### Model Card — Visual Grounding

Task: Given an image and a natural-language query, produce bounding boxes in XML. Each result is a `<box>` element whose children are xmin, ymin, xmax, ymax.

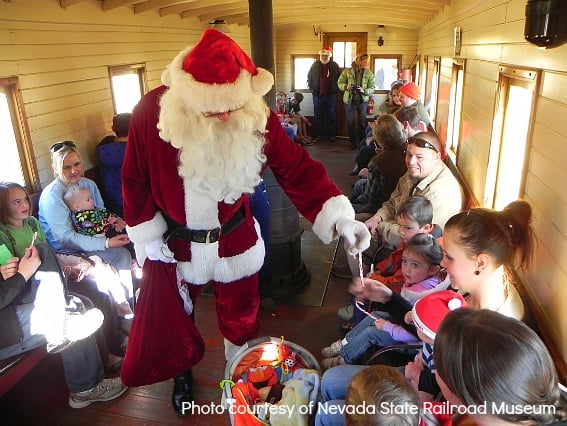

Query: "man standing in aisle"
<box><xmin>307</xmin><ymin>46</ymin><xmax>340</xmax><ymax>141</ymax></box>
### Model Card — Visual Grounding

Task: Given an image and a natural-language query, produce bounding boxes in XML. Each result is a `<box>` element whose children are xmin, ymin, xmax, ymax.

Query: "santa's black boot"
<box><xmin>171</xmin><ymin>369</ymin><xmax>194</xmax><ymax>415</ymax></box>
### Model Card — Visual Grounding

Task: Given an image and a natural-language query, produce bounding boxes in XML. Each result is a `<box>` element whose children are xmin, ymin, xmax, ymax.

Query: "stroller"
<box><xmin>221</xmin><ymin>336</ymin><xmax>321</xmax><ymax>426</ymax></box>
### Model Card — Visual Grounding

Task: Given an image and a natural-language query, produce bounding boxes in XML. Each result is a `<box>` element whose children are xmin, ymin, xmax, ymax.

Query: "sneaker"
<box><xmin>68</xmin><ymin>377</ymin><xmax>128</xmax><ymax>409</ymax></box>
<box><xmin>321</xmin><ymin>356</ymin><xmax>345</xmax><ymax>370</ymax></box>
<box><xmin>321</xmin><ymin>340</ymin><xmax>344</xmax><ymax>358</ymax></box>
<box><xmin>337</xmin><ymin>304</ymin><xmax>354</xmax><ymax>322</ymax></box>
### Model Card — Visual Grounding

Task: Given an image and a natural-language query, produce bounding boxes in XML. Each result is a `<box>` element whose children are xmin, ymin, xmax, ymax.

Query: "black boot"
<box><xmin>172</xmin><ymin>369</ymin><xmax>194</xmax><ymax>416</ymax></box>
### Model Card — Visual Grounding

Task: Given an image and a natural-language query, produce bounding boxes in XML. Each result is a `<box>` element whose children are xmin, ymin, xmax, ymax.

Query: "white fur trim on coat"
<box><xmin>177</xmin><ymin>219</ymin><xmax>265</xmax><ymax>284</ymax></box>
<box><xmin>126</xmin><ymin>212</ymin><xmax>167</xmax><ymax>244</ymax></box>
<box><xmin>312</xmin><ymin>195</ymin><xmax>355</xmax><ymax>244</ymax></box>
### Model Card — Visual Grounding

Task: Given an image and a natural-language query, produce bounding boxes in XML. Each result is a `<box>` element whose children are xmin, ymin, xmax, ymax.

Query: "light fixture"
<box><xmin>376</xmin><ymin>25</ymin><xmax>387</xmax><ymax>47</ymax></box>
<box><xmin>209</xmin><ymin>19</ymin><xmax>231</xmax><ymax>33</ymax></box>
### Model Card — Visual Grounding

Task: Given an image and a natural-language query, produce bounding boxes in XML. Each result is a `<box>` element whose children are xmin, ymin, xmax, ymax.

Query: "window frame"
<box><xmin>369</xmin><ymin>54</ymin><xmax>402</xmax><ymax>93</ymax></box>
<box><xmin>483</xmin><ymin>65</ymin><xmax>539</xmax><ymax>209</ymax></box>
<box><xmin>446</xmin><ymin>59</ymin><xmax>465</xmax><ymax>160</ymax></box>
<box><xmin>290</xmin><ymin>54</ymin><xmax>317</xmax><ymax>92</ymax></box>
<box><xmin>108</xmin><ymin>63</ymin><xmax>148</xmax><ymax>114</ymax></box>
<box><xmin>0</xmin><ymin>77</ymin><xmax>40</xmax><ymax>193</ymax></box>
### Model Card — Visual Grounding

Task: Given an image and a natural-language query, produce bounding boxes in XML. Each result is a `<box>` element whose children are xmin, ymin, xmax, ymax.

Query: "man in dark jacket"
<box><xmin>307</xmin><ymin>46</ymin><xmax>340</xmax><ymax>141</ymax></box>
<box><xmin>96</xmin><ymin>113</ymin><xmax>131</xmax><ymax>217</ymax></box>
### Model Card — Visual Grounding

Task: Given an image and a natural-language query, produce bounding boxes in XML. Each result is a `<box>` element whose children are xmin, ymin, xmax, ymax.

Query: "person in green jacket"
<box><xmin>338</xmin><ymin>54</ymin><xmax>376</xmax><ymax>149</ymax></box>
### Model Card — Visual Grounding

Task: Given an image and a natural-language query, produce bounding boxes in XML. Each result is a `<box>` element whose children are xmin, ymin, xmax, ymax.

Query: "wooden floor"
<box><xmin>0</xmin><ymin>138</ymin><xmax>358</xmax><ymax>426</ymax></box>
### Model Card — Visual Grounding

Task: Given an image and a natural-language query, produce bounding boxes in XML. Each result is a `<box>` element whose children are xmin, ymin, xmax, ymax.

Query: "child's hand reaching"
<box><xmin>404</xmin><ymin>311</ymin><xmax>413</xmax><ymax>325</ymax></box>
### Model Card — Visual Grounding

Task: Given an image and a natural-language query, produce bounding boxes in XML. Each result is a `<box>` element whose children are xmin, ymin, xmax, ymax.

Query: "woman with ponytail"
<box><xmin>438</xmin><ymin>200</ymin><xmax>534</xmax><ymax>319</ymax></box>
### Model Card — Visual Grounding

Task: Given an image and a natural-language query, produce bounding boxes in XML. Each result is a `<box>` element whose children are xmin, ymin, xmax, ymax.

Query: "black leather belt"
<box><xmin>164</xmin><ymin>205</ymin><xmax>245</xmax><ymax>244</ymax></box>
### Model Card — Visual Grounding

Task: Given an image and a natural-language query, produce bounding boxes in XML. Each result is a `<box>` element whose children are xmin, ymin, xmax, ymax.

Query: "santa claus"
<box><xmin>121</xmin><ymin>29</ymin><xmax>370</xmax><ymax>415</ymax></box>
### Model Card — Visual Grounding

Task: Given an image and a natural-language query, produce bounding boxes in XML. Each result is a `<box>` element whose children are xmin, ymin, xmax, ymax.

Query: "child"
<box><xmin>322</xmin><ymin>234</ymin><xmax>446</xmax><ymax>369</ymax></box>
<box><xmin>63</xmin><ymin>185</ymin><xmax>134</xmax><ymax>319</ymax></box>
<box><xmin>286</xmin><ymin>91</ymin><xmax>314</xmax><ymax>145</ymax></box>
<box><xmin>404</xmin><ymin>290</ymin><xmax>467</xmax><ymax>402</ymax></box>
<box><xmin>63</xmin><ymin>185</ymin><xmax>126</xmax><ymax>238</ymax></box>
<box><xmin>344</xmin><ymin>365</ymin><xmax>420</xmax><ymax>425</ymax></box>
<box><xmin>341</xmin><ymin>195</ymin><xmax>442</xmax><ymax>328</ymax></box>
<box><xmin>0</xmin><ymin>181</ymin><xmax>104</xmax><ymax>349</ymax></box>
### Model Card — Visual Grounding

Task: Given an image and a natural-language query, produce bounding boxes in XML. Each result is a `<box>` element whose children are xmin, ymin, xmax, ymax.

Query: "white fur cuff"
<box><xmin>126</xmin><ymin>212</ymin><xmax>168</xmax><ymax>244</ymax></box>
<box><xmin>312</xmin><ymin>195</ymin><xmax>355</xmax><ymax>244</ymax></box>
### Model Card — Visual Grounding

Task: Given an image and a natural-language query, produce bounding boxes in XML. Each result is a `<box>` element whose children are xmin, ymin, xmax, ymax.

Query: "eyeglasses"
<box><xmin>50</xmin><ymin>141</ymin><xmax>76</xmax><ymax>153</ymax></box>
<box><xmin>406</xmin><ymin>136</ymin><xmax>438</xmax><ymax>153</ymax></box>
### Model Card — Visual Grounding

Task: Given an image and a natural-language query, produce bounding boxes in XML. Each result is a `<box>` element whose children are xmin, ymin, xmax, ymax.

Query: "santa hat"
<box><xmin>400</xmin><ymin>82</ymin><xmax>421</xmax><ymax>101</ymax></box>
<box><xmin>318</xmin><ymin>46</ymin><xmax>333</xmax><ymax>56</ymax></box>
<box><xmin>162</xmin><ymin>28</ymin><xmax>273</xmax><ymax>98</ymax></box>
<box><xmin>412</xmin><ymin>291</ymin><xmax>466</xmax><ymax>341</ymax></box>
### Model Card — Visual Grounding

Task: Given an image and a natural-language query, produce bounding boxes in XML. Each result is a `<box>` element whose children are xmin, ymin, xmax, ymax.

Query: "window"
<box><xmin>425</xmin><ymin>57</ymin><xmax>440</xmax><ymax>129</ymax></box>
<box><xmin>108</xmin><ymin>64</ymin><xmax>147</xmax><ymax>114</ymax></box>
<box><xmin>446</xmin><ymin>60</ymin><xmax>465</xmax><ymax>156</ymax></box>
<box><xmin>484</xmin><ymin>66</ymin><xmax>539</xmax><ymax>209</ymax></box>
<box><xmin>370</xmin><ymin>54</ymin><xmax>402</xmax><ymax>91</ymax></box>
<box><xmin>0</xmin><ymin>78</ymin><xmax>39</xmax><ymax>191</ymax></box>
<box><xmin>291</xmin><ymin>55</ymin><xmax>316</xmax><ymax>91</ymax></box>
<box><xmin>332</xmin><ymin>41</ymin><xmax>356</xmax><ymax>69</ymax></box>
<box><xmin>323</xmin><ymin>33</ymin><xmax>367</xmax><ymax>69</ymax></box>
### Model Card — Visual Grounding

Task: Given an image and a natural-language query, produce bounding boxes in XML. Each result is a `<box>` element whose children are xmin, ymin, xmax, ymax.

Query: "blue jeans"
<box><xmin>88</xmin><ymin>246</ymin><xmax>133</xmax><ymax>299</ymax></box>
<box><xmin>341</xmin><ymin>312</ymin><xmax>400</xmax><ymax>363</ymax></box>
<box><xmin>313</xmin><ymin>95</ymin><xmax>337</xmax><ymax>140</ymax></box>
<box><xmin>344</xmin><ymin>102</ymin><xmax>368</xmax><ymax>147</ymax></box>
<box><xmin>315</xmin><ymin>365</ymin><xmax>368</xmax><ymax>426</ymax></box>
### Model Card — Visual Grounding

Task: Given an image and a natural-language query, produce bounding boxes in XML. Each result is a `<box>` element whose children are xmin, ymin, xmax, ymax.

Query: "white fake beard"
<box><xmin>158</xmin><ymin>90</ymin><xmax>268</xmax><ymax>204</ymax></box>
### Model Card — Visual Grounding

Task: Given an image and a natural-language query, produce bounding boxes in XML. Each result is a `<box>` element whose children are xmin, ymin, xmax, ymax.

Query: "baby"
<box><xmin>63</xmin><ymin>185</ymin><xmax>133</xmax><ymax>319</ymax></box>
<box><xmin>63</xmin><ymin>185</ymin><xmax>126</xmax><ymax>238</ymax></box>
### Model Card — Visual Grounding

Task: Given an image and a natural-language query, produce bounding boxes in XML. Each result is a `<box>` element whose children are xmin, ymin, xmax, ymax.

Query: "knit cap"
<box><xmin>412</xmin><ymin>290</ymin><xmax>467</xmax><ymax>340</ymax></box>
<box><xmin>400</xmin><ymin>82</ymin><xmax>421</xmax><ymax>101</ymax></box>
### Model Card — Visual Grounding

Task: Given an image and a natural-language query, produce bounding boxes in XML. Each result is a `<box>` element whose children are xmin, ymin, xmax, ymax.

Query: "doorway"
<box><xmin>323</xmin><ymin>33</ymin><xmax>368</xmax><ymax>138</ymax></box>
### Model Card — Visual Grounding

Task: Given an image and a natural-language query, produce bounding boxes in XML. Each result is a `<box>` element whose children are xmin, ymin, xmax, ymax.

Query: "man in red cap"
<box><xmin>397</xmin><ymin>82</ymin><xmax>434</xmax><ymax>131</ymax></box>
<box><xmin>120</xmin><ymin>29</ymin><xmax>370</xmax><ymax>415</ymax></box>
<box><xmin>307</xmin><ymin>46</ymin><xmax>340</xmax><ymax>141</ymax></box>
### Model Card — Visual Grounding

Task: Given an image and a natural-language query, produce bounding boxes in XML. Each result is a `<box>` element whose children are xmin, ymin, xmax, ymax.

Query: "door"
<box><xmin>323</xmin><ymin>33</ymin><xmax>368</xmax><ymax>138</ymax></box>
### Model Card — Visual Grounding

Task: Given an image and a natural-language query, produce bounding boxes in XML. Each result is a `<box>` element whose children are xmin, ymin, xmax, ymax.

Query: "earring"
<box><xmin>474</xmin><ymin>270</ymin><xmax>480</xmax><ymax>275</ymax></box>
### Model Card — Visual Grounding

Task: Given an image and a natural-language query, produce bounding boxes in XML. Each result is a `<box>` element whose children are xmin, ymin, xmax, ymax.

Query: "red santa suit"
<box><xmin>121</xmin><ymin>29</ymin><xmax>369</xmax><ymax>387</ymax></box>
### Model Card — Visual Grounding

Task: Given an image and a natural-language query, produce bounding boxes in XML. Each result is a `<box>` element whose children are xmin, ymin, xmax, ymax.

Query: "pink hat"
<box><xmin>164</xmin><ymin>28</ymin><xmax>273</xmax><ymax>96</ymax></box>
<box><xmin>400</xmin><ymin>82</ymin><xmax>421</xmax><ymax>101</ymax></box>
<box><xmin>318</xmin><ymin>46</ymin><xmax>333</xmax><ymax>56</ymax></box>
<box><xmin>412</xmin><ymin>291</ymin><xmax>467</xmax><ymax>340</ymax></box>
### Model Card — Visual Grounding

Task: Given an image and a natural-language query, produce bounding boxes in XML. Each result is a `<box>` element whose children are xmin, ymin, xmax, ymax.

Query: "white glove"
<box><xmin>336</xmin><ymin>218</ymin><xmax>371</xmax><ymax>256</ymax></box>
<box><xmin>144</xmin><ymin>238</ymin><xmax>177</xmax><ymax>264</ymax></box>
